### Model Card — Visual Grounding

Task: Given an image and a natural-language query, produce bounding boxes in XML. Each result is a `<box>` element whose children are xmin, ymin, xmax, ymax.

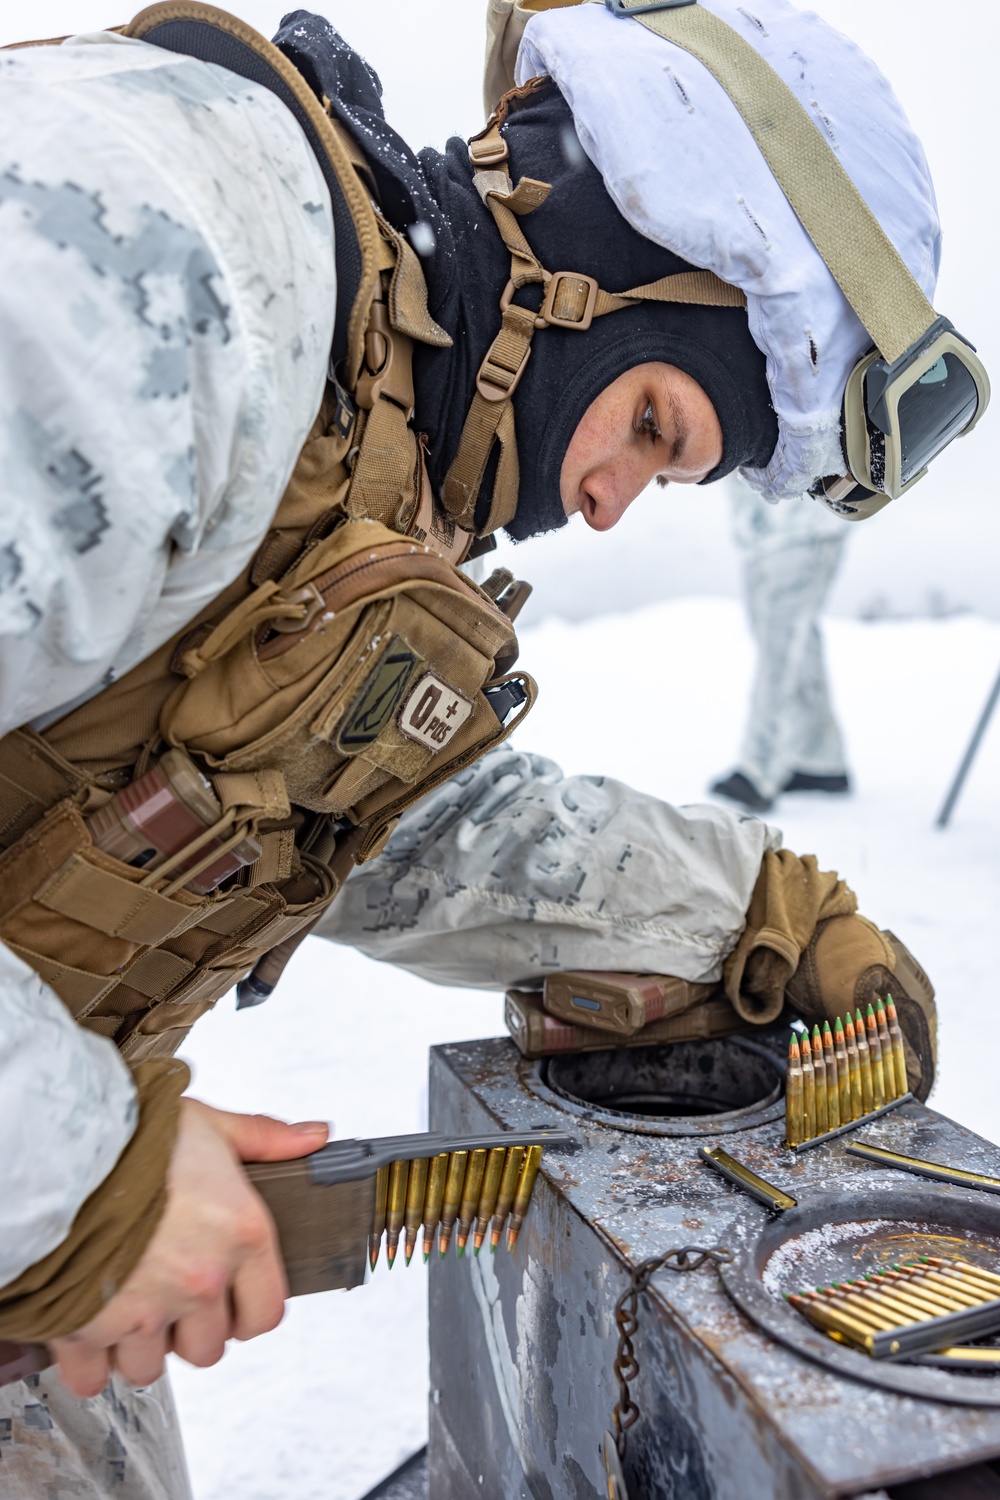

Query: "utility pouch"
<box><xmin>161</xmin><ymin>517</ymin><xmax>535</xmax><ymax>837</ymax></box>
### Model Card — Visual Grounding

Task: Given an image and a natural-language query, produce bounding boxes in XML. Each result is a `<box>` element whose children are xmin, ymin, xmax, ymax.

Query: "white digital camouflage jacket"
<box><xmin>0</xmin><ymin>31</ymin><xmax>778</xmax><ymax>1288</ymax></box>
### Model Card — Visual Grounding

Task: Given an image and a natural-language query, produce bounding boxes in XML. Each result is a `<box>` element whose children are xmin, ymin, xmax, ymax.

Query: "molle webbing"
<box><xmin>0</xmin><ymin>4</ymin><xmax>535</xmax><ymax>1062</ymax></box>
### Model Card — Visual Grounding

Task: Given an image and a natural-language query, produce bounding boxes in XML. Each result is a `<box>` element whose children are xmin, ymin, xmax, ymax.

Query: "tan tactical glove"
<box><xmin>723</xmin><ymin>850</ymin><xmax>937</xmax><ymax>1100</ymax></box>
<box><xmin>787</xmin><ymin>921</ymin><xmax>936</xmax><ymax>1102</ymax></box>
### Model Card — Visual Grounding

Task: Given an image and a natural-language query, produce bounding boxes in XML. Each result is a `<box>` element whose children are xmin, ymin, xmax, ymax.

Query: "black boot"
<box><xmin>782</xmin><ymin>771</ymin><xmax>851</xmax><ymax>794</ymax></box>
<box><xmin>709</xmin><ymin>770</ymin><xmax>773</xmax><ymax>813</ymax></box>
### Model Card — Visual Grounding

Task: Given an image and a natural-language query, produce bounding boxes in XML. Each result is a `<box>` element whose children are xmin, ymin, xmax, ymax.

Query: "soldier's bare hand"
<box><xmin>50</xmin><ymin>1099</ymin><xmax>327</xmax><ymax>1396</ymax></box>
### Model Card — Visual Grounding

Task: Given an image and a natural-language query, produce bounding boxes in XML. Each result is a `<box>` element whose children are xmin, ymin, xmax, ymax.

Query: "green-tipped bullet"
<box><xmin>833</xmin><ymin>1016</ymin><xmax>851</xmax><ymax>1124</ymax></box>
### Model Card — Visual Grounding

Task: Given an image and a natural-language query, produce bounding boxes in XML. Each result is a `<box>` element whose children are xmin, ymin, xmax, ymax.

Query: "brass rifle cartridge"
<box><xmin>507</xmin><ymin>1144</ymin><xmax>544</xmax><ymax>1250</ymax></box>
<box><xmin>874</xmin><ymin>1270</ymin><xmax>967</xmax><ymax>1315</ymax></box>
<box><xmin>866</xmin><ymin>1006</ymin><xmax>886</xmax><ymax>1108</ymax></box>
<box><xmin>403</xmin><ymin>1156</ymin><xmax>429</xmax><ymax>1267</ymax></box>
<box><xmin>244</xmin><ymin>1128</ymin><xmax>570</xmax><ymax>1296</ymax></box>
<box><xmin>875</xmin><ymin>997</ymin><xmax>896</xmax><ymax>1097</ymax></box>
<box><xmin>917</xmin><ymin>1267</ymin><xmax>996</xmax><ymax>1306</ymax></box>
<box><xmin>788</xmin><ymin>1293</ymin><xmax>874</xmax><ymax>1351</ymax></box>
<box><xmin>833</xmin><ymin>1017</ymin><xmax>850</xmax><ymax>1126</ymax></box>
<box><xmin>385</xmin><ymin>1158</ymin><xmax>410</xmax><ymax>1268</ymax></box>
<box><xmin>369</xmin><ymin>1165</ymin><xmax>390</xmax><ymax>1271</ymax></box>
<box><xmin>817</xmin><ymin>1287</ymin><xmax>891</xmax><ymax>1330</ymax></box>
<box><xmin>844</xmin><ymin>1013</ymin><xmax>863</xmax><ymax>1121</ymax></box>
<box><xmin>800</xmin><ymin>1033</ymin><xmax>817</xmax><ymax>1141</ymax></box>
<box><xmin>421</xmin><ymin>1153</ymin><xmax>449</xmax><ymax>1264</ymax></box>
<box><xmin>861</xmin><ymin>1276</ymin><xmax>945</xmax><ymax>1322</ymax></box>
<box><xmin>855</xmin><ymin>1009</ymin><xmax>874</xmax><ymax>1114</ymax></box>
<box><xmin>886</xmin><ymin>996</ymin><xmax>908</xmax><ymax>1096</ymax></box>
<box><xmin>491</xmin><ymin>1146</ymin><xmax>525</xmax><ymax>1252</ymax></box>
<box><xmin>785</xmin><ymin>1035</ymin><xmax>804</xmax><ymax>1147</ymax></box>
<box><xmin>456</xmin><ymin>1149</ymin><xmax>488</xmax><ymax>1257</ymax></box>
<box><xmin>474</xmin><ymin>1147</ymin><xmax>507</xmax><ymax>1254</ymax></box>
<box><xmin>438</xmin><ymin>1150</ymin><xmax>469</xmax><ymax>1257</ymax></box>
<box><xmin>822</xmin><ymin>1022</ymin><xmax>840</xmax><ymax>1129</ymax></box>
<box><xmin>915</xmin><ymin>1347</ymin><xmax>1000</xmax><ymax>1369</ymax></box>
<box><xmin>837</xmin><ymin>1282</ymin><xmax>916</xmax><ymax>1327</ymax></box>
<box><xmin>811</xmin><ymin>1025</ymin><xmax>828</xmax><ymax>1135</ymax></box>
<box><xmin>894</xmin><ymin>1265</ymin><xmax>983</xmax><ymax>1308</ymax></box>
<box><xmin>926</xmin><ymin>1255</ymin><xmax>1000</xmax><ymax>1292</ymax></box>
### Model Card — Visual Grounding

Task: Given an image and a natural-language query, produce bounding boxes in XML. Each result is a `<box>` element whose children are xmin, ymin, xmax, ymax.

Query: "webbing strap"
<box><xmin>444</xmin><ymin>90</ymin><xmax>751</xmax><ymax>532</ymax></box>
<box><xmin>36</xmin><ymin>856</ymin><xmax>206</xmax><ymax>946</ymax></box>
<box><xmin>624</xmin><ymin>2</ymin><xmax>935</xmax><ymax>362</ymax></box>
<box><xmin>346</xmin><ymin>396</ymin><xmax>422</xmax><ymax>529</ymax></box>
<box><xmin>599</xmin><ymin>269</ymin><xmax>745</xmax><ymax>315</ymax></box>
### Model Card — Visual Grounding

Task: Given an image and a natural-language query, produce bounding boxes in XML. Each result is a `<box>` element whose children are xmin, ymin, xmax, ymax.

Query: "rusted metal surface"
<box><xmin>427</xmin><ymin>1036</ymin><xmax>1000</xmax><ymax>1499</ymax></box>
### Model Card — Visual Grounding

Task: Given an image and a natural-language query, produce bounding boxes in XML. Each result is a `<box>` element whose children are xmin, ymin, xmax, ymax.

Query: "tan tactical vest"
<box><xmin>0</xmin><ymin>4</ymin><xmax>536</xmax><ymax>1062</ymax></box>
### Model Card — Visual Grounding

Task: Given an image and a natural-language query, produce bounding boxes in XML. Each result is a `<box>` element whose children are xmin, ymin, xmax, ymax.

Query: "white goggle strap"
<box><xmin>612</xmin><ymin>0</ymin><xmax>936</xmax><ymax>364</ymax></box>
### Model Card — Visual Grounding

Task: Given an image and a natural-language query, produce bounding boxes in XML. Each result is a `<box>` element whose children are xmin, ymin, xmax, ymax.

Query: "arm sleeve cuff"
<box><xmin>0</xmin><ymin>1058</ymin><xmax>189</xmax><ymax>1342</ymax></box>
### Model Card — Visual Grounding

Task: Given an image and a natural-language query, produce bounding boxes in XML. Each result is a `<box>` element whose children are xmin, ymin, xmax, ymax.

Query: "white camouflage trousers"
<box><xmin>0</xmin><ymin>1368</ymin><xmax>191</xmax><ymax>1500</ymax></box>
<box><xmin>729</xmin><ymin>482</ymin><xmax>851</xmax><ymax>801</ymax></box>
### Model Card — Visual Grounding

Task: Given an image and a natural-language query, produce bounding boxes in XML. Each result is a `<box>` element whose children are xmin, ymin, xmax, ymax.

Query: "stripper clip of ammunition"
<box><xmin>845</xmin><ymin>1141</ymin><xmax>1000</xmax><ymax>1195</ymax></box>
<box><xmin>700</xmin><ymin>1145</ymin><xmax>797</xmax><ymax>1212</ymax></box>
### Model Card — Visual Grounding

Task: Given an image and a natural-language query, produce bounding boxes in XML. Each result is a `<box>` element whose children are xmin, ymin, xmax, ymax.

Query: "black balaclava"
<box><xmin>274</xmin><ymin>13</ymin><xmax>778</xmax><ymax>541</ymax></box>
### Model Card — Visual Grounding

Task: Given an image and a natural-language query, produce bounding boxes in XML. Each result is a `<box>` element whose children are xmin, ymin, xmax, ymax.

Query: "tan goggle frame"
<box><xmin>838</xmin><ymin>332</ymin><xmax>991</xmax><ymax>519</ymax></box>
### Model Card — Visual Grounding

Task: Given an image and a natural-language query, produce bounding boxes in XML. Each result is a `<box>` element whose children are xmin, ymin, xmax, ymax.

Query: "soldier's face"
<box><xmin>560</xmin><ymin>362</ymin><xmax>723</xmax><ymax>531</ymax></box>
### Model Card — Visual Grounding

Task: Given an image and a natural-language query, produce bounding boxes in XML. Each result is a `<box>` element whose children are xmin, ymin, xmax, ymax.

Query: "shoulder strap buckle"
<box><xmin>355</xmin><ymin>299</ymin><xmax>415</xmax><ymax>415</ymax></box>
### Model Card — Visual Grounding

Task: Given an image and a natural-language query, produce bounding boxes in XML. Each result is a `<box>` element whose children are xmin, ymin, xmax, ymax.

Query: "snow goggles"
<box><xmin>830</xmin><ymin>318</ymin><xmax>990</xmax><ymax>517</ymax></box>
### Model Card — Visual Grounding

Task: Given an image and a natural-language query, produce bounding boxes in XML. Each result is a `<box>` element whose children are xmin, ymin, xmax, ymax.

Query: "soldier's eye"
<box><xmin>639</xmin><ymin>400</ymin><xmax>661</xmax><ymax>445</ymax></box>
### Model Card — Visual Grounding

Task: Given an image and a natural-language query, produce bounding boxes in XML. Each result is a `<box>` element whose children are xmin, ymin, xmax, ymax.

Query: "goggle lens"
<box><xmin>865</xmin><ymin>350</ymin><xmax>981</xmax><ymax>492</ymax></box>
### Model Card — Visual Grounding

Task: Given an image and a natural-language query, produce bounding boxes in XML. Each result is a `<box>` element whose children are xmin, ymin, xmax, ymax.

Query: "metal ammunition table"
<box><xmin>427</xmin><ymin>1036</ymin><xmax>1000</xmax><ymax>1500</ymax></box>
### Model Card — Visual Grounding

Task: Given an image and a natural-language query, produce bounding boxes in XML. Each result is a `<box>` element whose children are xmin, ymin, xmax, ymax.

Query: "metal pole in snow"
<box><xmin>935</xmin><ymin>661</ymin><xmax>1000</xmax><ymax>828</ymax></box>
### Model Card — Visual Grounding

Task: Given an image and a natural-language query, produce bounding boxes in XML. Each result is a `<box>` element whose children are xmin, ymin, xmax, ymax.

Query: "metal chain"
<box><xmin>611</xmin><ymin>1245</ymin><xmax>734</xmax><ymax>1463</ymax></box>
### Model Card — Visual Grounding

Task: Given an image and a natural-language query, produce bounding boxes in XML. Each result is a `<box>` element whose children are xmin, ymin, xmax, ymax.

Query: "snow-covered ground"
<box><xmin>170</xmin><ymin>593</ymin><xmax>1000</xmax><ymax>1500</ymax></box>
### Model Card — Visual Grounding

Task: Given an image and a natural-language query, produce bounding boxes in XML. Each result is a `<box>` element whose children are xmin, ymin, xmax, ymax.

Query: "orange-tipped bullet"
<box><xmin>455</xmin><ymin>1149</ymin><xmax>488</xmax><ymax>1258</ymax></box>
<box><xmin>490</xmin><ymin>1146</ymin><xmax>525</xmax><ymax>1252</ymax></box>
<box><xmin>438</xmin><ymin>1150</ymin><xmax>468</xmax><ymax>1258</ymax></box>
<box><xmin>812</xmin><ymin>1024</ymin><xmax>828</xmax><ymax>1135</ymax></box>
<box><xmin>833</xmin><ymin>1017</ymin><xmax>850</xmax><ymax>1125</ymax></box>
<box><xmin>885</xmin><ymin>997</ymin><xmax>908</xmax><ymax>1097</ymax></box>
<box><xmin>822</xmin><ymin>1021</ymin><xmax>840</xmax><ymax>1129</ymax></box>
<box><xmin>506</xmin><ymin>1145</ymin><xmax>543</xmax><ymax>1251</ymax></box>
<box><xmin>800</xmin><ymin>1031</ymin><xmax>816</xmax><ymax>1141</ymax></box>
<box><xmin>421</xmin><ymin>1152</ymin><xmax>448</xmax><ymax>1264</ymax></box>
<box><xmin>473</xmin><ymin>1147</ymin><xmax>506</xmax><ymax>1255</ymax></box>
<box><xmin>844</xmin><ymin>1012</ymin><xmax>863</xmax><ymax>1120</ymax></box>
<box><xmin>874</xmin><ymin>998</ymin><xmax>896</xmax><ymax>1098</ymax></box>
<box><xmin>785</xmin><ymin>1034</ymin><xmax>804</xmax><ymax>1147</ymax></box>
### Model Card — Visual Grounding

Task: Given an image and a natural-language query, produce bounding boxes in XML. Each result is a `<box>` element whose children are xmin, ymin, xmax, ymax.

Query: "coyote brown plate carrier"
<box><xmin>0</xmin><ymin>4</ymin><xmax>535</xmax><ymax>1062</ymax></box>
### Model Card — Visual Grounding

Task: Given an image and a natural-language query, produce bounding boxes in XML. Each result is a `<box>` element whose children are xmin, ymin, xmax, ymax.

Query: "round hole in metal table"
<box><xmin>521</xmin><ymin>1038</ymin><xmax>786</xmax><ymax>1137</ymax></box>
